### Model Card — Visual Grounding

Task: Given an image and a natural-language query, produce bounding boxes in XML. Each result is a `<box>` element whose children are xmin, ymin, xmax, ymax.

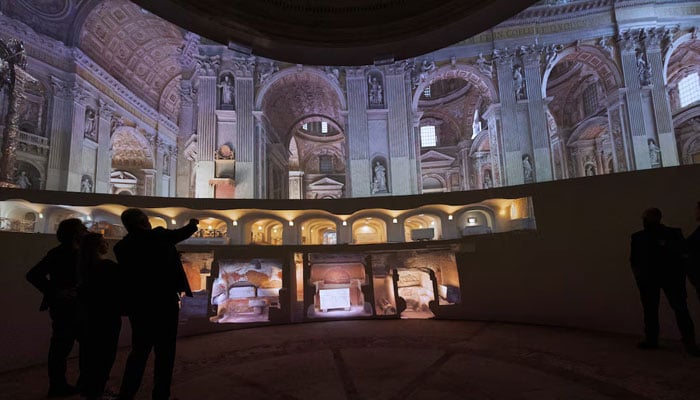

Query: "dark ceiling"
<box><xmin>132</xmin><ymin>0</ymin><xmax>539</xmax><ymax>65</ymax></box>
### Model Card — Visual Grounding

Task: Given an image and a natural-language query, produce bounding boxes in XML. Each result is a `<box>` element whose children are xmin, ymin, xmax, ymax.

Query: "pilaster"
<box><xmin>234</xmin><ymin>57</ymin><xmax>255</xmax><ymax>198</ymax></box>
<box><xmin>66</xmin><ymin>83</ymin><xmax>90</xmax><ymax>192</ymax></box>
<box><xmin>346</xmin><ymin>68</ymin><xmax>371</xmax><ymax>197</ymax></box>
<box><xmin>523</xmin><ymin>47</ymin><xmax>553</xmax><ymax>182</ymax></box>
<box><xmin>494</xmin><ymin>48</ymin><xmax>524</xmax><ymax>185</ymax></box>
<box><xmin>95</xmin><ymin>100</ymin><xmax>113</xmax><ymax>193</ymax></box>
<box><xmin>385</xmin><ymin>61</ymin><xmax>412</xmax><ymax>195</ymax></box>
<box><xmin>46</xmin><ymin>76</ymin><xmax>73</xmax><ymax>190</ymax></box>
<box><xmin>194</xmin><ymin>56</ymin><xmax>218</xmax><ymax>198</ymax></box>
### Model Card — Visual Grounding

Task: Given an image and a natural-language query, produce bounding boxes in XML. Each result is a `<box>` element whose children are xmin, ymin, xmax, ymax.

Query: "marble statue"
<box><xmin>372</xmin><ymin>161</ymin><xmax>387</xmax><ymax>193</ymax></box>
<box><xmin>419</xmin><ymin>59</ymin><xmax>435</xmax><ymax>82</ymax></box>
<box><xmin>81</xmin><ymin>175</ymin><xmax>93</xmax><ymax>193</ymax></box>
<box><xmin>513</xmin><ymin>66</ymin><xmax>525</xmax><ymax>100</ymax></box>
<box><xmin>16</xmin><ymin>170</ymin><xmax>31</xmax><ymax>189</ymax></box>
<box><xmin>649</xmin><ymin>140</ymin><xmax>661</xmax><ymax>167</ymax></box>
<box><xmin>584</xmin><ymin>164</ymin><xmax>596</xmax><ymax>176</ymax></box>
<box><xmin>84</xmin><ymin>108</ymin><xmax>96</xmax><ymax>140</ymax></box>
<box><xmin>218</xmin><ymin>75</ymin><xmax>234</xmax><ymax>106</ymax></box>
<box><xmin>522</xmin><ymin>154</ymin><xmax>533</xmax><ymax>182</ymax></box>
<box><xmin>368</xmin><ymin>75</ymin><xmax>383</xmax><ymax>106</ymax></box>
<box><xmin>637</xmin><ymin>52</ymin><xmax>652</xmax><ymax>86</ymax></box>
<box><xmin>476</xmin><ymin>53</ymin><xmax>492</xmax><ymax>77</ymax></box>
<box><xmin>483</xmin><ymin>170</ymin><xmax>493</xmax><ymax>189</ymax></box>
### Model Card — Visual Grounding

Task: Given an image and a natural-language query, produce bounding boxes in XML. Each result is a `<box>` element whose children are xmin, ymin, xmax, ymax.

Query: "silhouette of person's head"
<box><xmin>642</xmin><ymin>207</ymin><xmax>662</xmax><ymax>229</ymax></box>
<box><xmin>696</xmin><ymin>201</ymin><xmax>700</xmax><ymax>223</ymax></box>
<box><xmin>56</xmin><ymin>218</ymin><xmax>87</xmax><ymax>248</ymax></box>
<box><xmin>121</xmin><ymin>208</ymin><xmax>151</xmax><ymax>233</ymax></box>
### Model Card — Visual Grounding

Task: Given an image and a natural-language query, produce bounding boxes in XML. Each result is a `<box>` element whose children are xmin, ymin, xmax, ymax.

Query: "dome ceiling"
<box><xmin>132</xmin><ymin>0</ymin><xmax>538</xmax><ymax>65</ymax></box>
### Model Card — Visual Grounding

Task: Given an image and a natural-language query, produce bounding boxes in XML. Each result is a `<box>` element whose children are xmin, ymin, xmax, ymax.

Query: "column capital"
<box><xmin>49</xmin><ymin>75</ymin><xmax>72</xmax><ymax>99</ymax></box>
<box><xmin>233</xmin><ymin>56</ymin><xmax>256</xmax><ymax>78</ymax></box>
<box><xmin>195</xmin><ymin>54</ymin><xmax>221</xmax><ymax>77</ymax></box>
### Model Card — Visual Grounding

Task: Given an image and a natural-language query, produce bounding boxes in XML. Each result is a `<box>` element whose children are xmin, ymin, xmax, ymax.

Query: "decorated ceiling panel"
<box><xmin>79</xmin><ymin>0</ymin><xmax>183</xmax><ymax>120</ymax></box>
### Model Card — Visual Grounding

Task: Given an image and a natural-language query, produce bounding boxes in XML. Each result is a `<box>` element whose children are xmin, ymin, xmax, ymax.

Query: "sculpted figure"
<box><xmin>372</xmin><ymin>161</ymin><xmax>387</xmax><ymax>193</ymax></box>
<box><xmin>218</xmin><ymin>75</ymin><xmax>234</xmax><ymax>106</ymax></box>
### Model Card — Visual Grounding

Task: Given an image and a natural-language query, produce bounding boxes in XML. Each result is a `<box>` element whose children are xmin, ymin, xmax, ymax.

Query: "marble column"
<box><xmin>195</xmin><ymin>67</ymin><xmax>217</xmax><ymax>198</ymax></box>
<box><xmin>494</xmin><ymin>49</ymin><xmax>524</xmax><ymax>185</ymax></box>
<box><xmin>234</xmin><ymin>59</ymin><xmax>255</xmax><ymax>198</ymax></box>
<box><xmin>66</xmin><ymin>84</ymin><xmax>90</xmax><ymax>192</ymax></box>
<box><xmin>177</xmin><ymin>79</ymin><xmax>196</xmax><ymax>197</ymax></box>
<box><xmin>142</xmin><ymin>168</ymin><xmax>156</xmax><ymax>196</ymax></box>
<box><xmin>483</xmin><ymin>104</ymin><xmax>504</xmax><ymax>187</ymax></box>
<box><xmin>46</xmin><ymin>76</ymin><xmax>73</xmax><ymax>190</ymax></box>
<box><xmin>346</xmin><ymin>68</ymin><xmax>371</xmax><ymax>197</ymax></box>
<box><xmin>95</xmin><ymin>100</ymin><xmax>113</xmax><ymax>193</ymax></box>
<box><xmin>385</xmin><ymin>62</ymin><xmax>413</xmax><ymax>195</ymax></box>
<box><xmin>154</xmin><ymin>137</ymin><xmax>165</xmax><ymax>196</ymax></box>
<box><xmin>618</xmin><ymin>32</ymin><xmax>652</xmax><ymax>170</ymax></box>
<box><xmin>289</xmin><ymin>170</ymin><xmax>304</xmax><ymax>199</ymax></box>
<box><xmin>523</xmin><ymin>49</ymin><xmax>553</xmax><ymax>182</ymax></box>
<box><xmin>457</xmin><ymin>139</ymin><xmax>472</xmax><ymax>190</ymax></box>
<box><xmin>646</xmin><ymin>29</ymin><xmax>679</xmax><ymax>167</ymax></box>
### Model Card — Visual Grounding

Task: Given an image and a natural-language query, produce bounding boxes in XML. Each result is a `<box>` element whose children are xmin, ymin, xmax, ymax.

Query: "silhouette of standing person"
<box><xmin>79</xmin><ymin>233</ymin><xmax>122</xmax><ymax>400</ymax></box>
<box><xmin>686</xmin><ymin>201</ymin><xmax>700</xmax><ymax>303</ymax></box>
<box><xmin>115</xmin><ymin>209</ymin><xmax>198</xmax><ymax>400</ymax></box>
<box><xmin>630</xmin><ymin>208</ymin><xmax>699</xmax><ymax>356</ymax></box>
<box><xmin>26</xmin><ymin>218</ymin><xmax>88</xmax><ymax>397</ymax></box>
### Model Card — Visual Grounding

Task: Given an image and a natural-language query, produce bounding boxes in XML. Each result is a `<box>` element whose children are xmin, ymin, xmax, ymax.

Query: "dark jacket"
<box><xmin>688</xmin><ymin>226</ymin><xmax>700</xmax><ymax>277</ymax></box>
<box><xmin>80</xmin><ymin>258</ymin><xmax>122</xmax><ymax>317</ymax></box>
<box><xmin>114</xmin><ymin>223</ymin><xmax>196</xmax><ymax>312</ymax></box>
<box><xmin>630</xmin><ymin>224</ymin><xmax>685</xmax><ymax>280</ymax></box>
<box><xmin>26</xmin><ymin>244</ymin><xmax>80</xmax><ymax>311</ymax></box>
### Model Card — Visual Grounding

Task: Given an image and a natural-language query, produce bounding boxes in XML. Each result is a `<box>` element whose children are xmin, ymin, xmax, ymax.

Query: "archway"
<box><xmin>544</xmin><ymin>46</ymin><xmax>622</xmax><ymax>178</ymax></box>
<box><xmin>403</xmin><ymin>213</ymin><xmax>442</xmax><ymax>241</ymax></box>
<box><xmin>351</xmin><ymin>217</ymin><xmax>387</xmax><ymax>244</ymax></box>
<box><xmin>413</xmin><ymin>64</ymin><xmax>497</xmax><ymax>192</ymax></box>
<box><xmin>110</xmin><ymin>126</ymin><xmax>155</xmax><ymax>195</ymax></box>
<box><xmin>247</xmin><ymin>218</ymin><xmax>284</xmax><ymax>245</ymax></box>
<box><xmin>666</xmin><ymin>37</ymin><xmax>700</xmax><ymax>164</ymax></box>
<box><xmin>257</xmin><ymin>69</ymin><xmax>346</xmax><ymax>199</ymax></box>
<box><xmin>300</xmin><ymin>218</ymin><xmax>338</xmax><ymax>245</ymax></box>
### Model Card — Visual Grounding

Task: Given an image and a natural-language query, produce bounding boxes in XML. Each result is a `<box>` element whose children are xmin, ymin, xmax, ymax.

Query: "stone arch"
<box><xmin>421</xmin><ymin>174</ymin><xmax>446</xmax><ymax>193</ymax></box>
<box><xmin>110</xmin><ymin>126</ymin><xmax>154</xmax><ymax>169</ymax></box>
<box><xmin>412</xmin><ymin>64</ymin><xmax>497</xmax><ymax>111</ymax></box>
<box><xmin>543</xmin><ymin>45</ymin><xmax>622</xmax><ymax>99</ymax></box>
<box><xmin>664</xmin><ymin>32</ymin><xmax>699</xmax><ymax>85</ymax></box>
<box><xmin>419</xmin><ymin>110</ymin><xmax>461</xmax><ymax>146</ymax></box>
<box><xmin>567</xmin><ymin>116</ymin><xmax>609</xmax><ymax>145</ymax></box>
<box><xmin>255</xmin><ymin>67</ymin><xmax>347</xmax><ymax>111</ymax></box>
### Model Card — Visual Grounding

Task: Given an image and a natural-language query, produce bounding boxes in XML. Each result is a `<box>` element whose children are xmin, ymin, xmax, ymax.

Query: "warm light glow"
<box><xmin>301</xmin><ymin>226</ymin><xmax>305</xmax><ymax>231</ymax></box>
<box><xmin>258</xmin><ymin>225</ymin><xmax>263</xmax><ymax>231</ymax></box>
<box><xmin>342</xmin><ymin>220</ymin><xmax>347</xmax><ymax>226</ymax></box>
<box><xmin>467</xmin><ymin>217</ymin><xmax>477</xmax><ymax>225</ymax></box>
<box><xmin>448</xmin><ymin>214</ymin><xmax>453</xmax><ymax>220</ymax></box>
<box><xmin>392</xmin><ymin>218</ymin><xmax>398</xmax><ymax>224</ymax></box>
<box><xmin>207</xmin><ymin>225</ymin><xmax>213</xmax><ymax>230</ymax></box>
<box><xmin>38</xmin><ymin>213</ymin><xmax>44</xmax><ymax>219</ymax></box>
<box><xmin>499</xmin><ymin>208</ymin><xmax>507</xmax><ymax>216</ymax></box>
<box><xmin>171</xmin><ymin>218</ymin><xmax>176</xmax><ymax>225</ymax></box>
<box><xmin>232</xmin><ymin>220</ymin><xmax>238</xmax><ymax>226</ymax></box>
<box><xmin>289</xmin><ymin>220</ymin><xmax>294</xmax><ymax>226</ymax></box>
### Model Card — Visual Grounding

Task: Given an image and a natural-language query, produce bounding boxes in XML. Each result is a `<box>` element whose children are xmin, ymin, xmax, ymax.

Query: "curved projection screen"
<box><xmin>0</xmin><ymin>0</ymin><xmax>698</xmax><ymax>200</ymax></box>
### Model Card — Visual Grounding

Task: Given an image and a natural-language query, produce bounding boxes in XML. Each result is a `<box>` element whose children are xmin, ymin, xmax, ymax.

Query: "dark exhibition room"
<box><xmin>1</xmin><ymin>0</ymin><xmax>700</xmax><ymax>399</ymax></box>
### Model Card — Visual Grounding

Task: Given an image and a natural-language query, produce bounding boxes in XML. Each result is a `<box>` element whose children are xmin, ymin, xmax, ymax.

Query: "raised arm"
<box><xmin>162</xmin><ymin>219</ymin><xmax>199</xmax><ymax>245</ymax></box>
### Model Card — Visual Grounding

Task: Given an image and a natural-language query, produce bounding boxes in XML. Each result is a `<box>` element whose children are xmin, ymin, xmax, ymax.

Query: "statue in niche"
<box><xmin>80</xmin><ymin>175</ymin><xmax>93</xmax><ymax>193</ymax></box>
<box><xmin>522</xmin><ymin>154</ymin><xmax>533</xmax><ymax>183</ymax></box>
<box><xmin>483</xmin><ymin>170</ymin><xmax>493</xmax><ymax>189</ymax></box>
<box><xmin>476</xmin><ymin>53</ymin><xmax>492</xmax><ymax>77</ymax></box>
<box><xmin>84</xmin><ymin>108</ymin><xmax>96</xmax><ymax>140</ymax></box>
<box><xmin>636</xmin><ymin>52</ymin><xmax>652</xmax><ymax>86</ymax></box>
<box><xmin>16</xmin><ymin>170</ymin><xmax>31</xmax><ymax>189</ymax></box>
<box><xmin>513</xmin><ymin>66</ymin><xmax>525</xmax><ymax>100</ymax></box>
<box><xmin>218</xmin><ymin>75</ymin><xmax>234</xmax><ymax>108</ymax></box>
<box><xmin>367</xmin><ymin>74</ymin><xmax>383</xmax><ymax>106</ymax></box>
<box><xmin>598</xmin><ymin>37</ymin><xmax>614</xmax><ymax>58</ymax></box>
<box><xmin>372</xmin><ymin>161</ymin><xmax>387</xmax><ymax>193</ymax></box>
<box><xmin>584</xmin><ymin>163</ymin><xmax>596</xmax><ymax>176</ymax></box>
<box><xmin>648</xmin><ymin>139</ymin><xmax>661</xmax><ymax>167</ymax></box>
<box><xmin>162</xmin><ymin>153</ymin><xmax>170</xmax><ymax>175</ymax></box>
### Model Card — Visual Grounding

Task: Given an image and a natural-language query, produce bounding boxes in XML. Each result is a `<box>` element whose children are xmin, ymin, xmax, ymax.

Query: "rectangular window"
<box><xmin>420</xmin><ymin>125</ymin><xmax>437</xmax><ymax>147</ymax></box>
<box><xmin>679</xmin><ymin>73</ymin><xmax>700</xmax><ymax>107</ymax></box>
<box><xmin>321</xmin><ymin>121</ymin><xmax>328</xmax><ymax>134</ymax></box>
<box><xmin>582</xmin><ymin>84</ymin><xmax>598</xmax><ymax>116</ymax></box>
<box><xmin>423</xmin><ymin>86</ymin><xmax>431</xmax><ymax>98</ymax></box>
<box><xmin>319</xmin><ymin>155</ymin><xmax>333</xmax><ymax>173</ymax></box>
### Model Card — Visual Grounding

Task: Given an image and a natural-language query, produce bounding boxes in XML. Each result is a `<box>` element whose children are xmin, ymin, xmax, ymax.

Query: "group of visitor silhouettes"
<box><xmin>25</xmin><ymin>202</ymin><xmax>700</xmax><ymax>399</ymax></box>
<box><xmin>26</xmin><ymin>209</ymin><xmax>198</xmax><ymax>399</ymax></box>
<box><xmin>630</xmin><ymin>203</ymin><xmax>700</xmax><ymax>355</ymax></box>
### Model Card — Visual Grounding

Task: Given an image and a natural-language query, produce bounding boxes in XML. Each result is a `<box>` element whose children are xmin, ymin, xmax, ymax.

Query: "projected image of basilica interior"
<box><xmin>0</xmin><ymin>0</ymin><xmax>699</xmax><ymax>334</ymax></box>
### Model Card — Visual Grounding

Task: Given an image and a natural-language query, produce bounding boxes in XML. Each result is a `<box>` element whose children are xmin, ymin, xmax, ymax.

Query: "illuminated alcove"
<box><xmin>351</xmin><ymin>217</ymin><xmax>387</xmax><ymax>244</ymax></box>
<box><xmin>192</xmin><ymin>217</ymin><xmax>228</xmax><ymax>239</ymax></box>
<box><xmin>246</xmin><ymin>218</ymin><xmax>284</xmax><ymax>245</ymax></box>
<box><xmin>300</xmin><ymin>217</ymin><xmax>338</xmax><ymax>245</ymax></box>
<box><xmin>403</xmin><ymin>213</ymin><xmax>442</xmax><ymax>241</ymax></box>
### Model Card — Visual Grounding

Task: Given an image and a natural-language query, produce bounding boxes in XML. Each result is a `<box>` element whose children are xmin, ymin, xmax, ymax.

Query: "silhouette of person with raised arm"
<box><xmin>26</xmin><ymin>218</ymin><xmax>88</xmax><ymax>398</ymax></box>
<box><xmin>115</xmin><ymin>209</ymin><xmax>198</xmax><ymax>400</ymax></box>
<box><xmin>630</xmin><ymin>208</ymin><xmax>699</xmax><ymax>356</ymax></box>
<box><xmin>686</xmin><ymin>201</ymin><xmax>700</xmax><ymax>303</ymax></box>
<box><xmin>79</xmin><ymin>233</ymin><xmax>122</xmax><ymax>400</ymax></box>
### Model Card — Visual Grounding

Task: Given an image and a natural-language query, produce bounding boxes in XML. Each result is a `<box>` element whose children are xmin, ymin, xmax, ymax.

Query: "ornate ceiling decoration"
<box><xmin>261</xmin><ymin>72</ymin><xmax>344</xmax><ymax>140</ymax></box>
<box><xmin>79</xmin><ymin>0</ymin><xmax>184</xmax><ymax>120</ymax></box>
<box><xmin>132</xmin><ymin>0</ymin><xmax>538</xmax><ymax>65</ymax></box>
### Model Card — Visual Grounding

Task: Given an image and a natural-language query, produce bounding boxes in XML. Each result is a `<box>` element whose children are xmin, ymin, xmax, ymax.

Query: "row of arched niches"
<box><xmin>0</xmin><ymin>196</ymin><xmax>534</xmax><ymax>326</ymax></box>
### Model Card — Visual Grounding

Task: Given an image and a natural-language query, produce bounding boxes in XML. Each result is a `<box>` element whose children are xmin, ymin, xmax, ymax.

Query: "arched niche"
<box><xmin>403</xmin><ymin>213</ymin><xmax>442</xmax><ymax>241</ymax></box>
<box><xmin>300</xmin><ymin>217</ymin><xmax>338</xmax><ymax>245</ymax></box>
<box><xmin>192</xmin><ymin>217</ymin><xmax>228</xmax><ymax>239</ymax></box>
<box><xmin>456</xmin><ymin>207</ymin><xmax>495</xmax><ymax>236</ymax></box>
<box><xmin>247</xmin><ymin>218</ymin><xmax>284</xmax><ymax>245</ymax></box>
<box><xmin>351</xmin><ymin>217</ymin><xmax>387</xmax><ymax>244</ymax></box>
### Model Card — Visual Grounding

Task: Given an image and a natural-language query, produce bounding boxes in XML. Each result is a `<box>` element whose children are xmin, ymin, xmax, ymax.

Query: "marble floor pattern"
<box><xmin>1</xmin><ymin>320</ymin><xmax>699</xmax><ymax>400</ymax></box>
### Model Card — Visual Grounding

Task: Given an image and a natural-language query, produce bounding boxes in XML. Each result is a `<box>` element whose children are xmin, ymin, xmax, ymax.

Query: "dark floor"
<box><xmin>1</xmin><ymin>320</ymin><xmax>699</xmax><ymax>400</ymax></box>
